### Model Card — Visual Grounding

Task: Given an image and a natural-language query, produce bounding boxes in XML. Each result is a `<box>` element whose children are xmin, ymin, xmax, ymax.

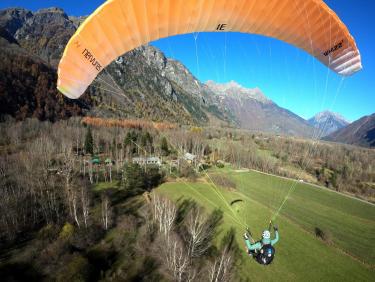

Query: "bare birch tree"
<box><xmin>88</xmin><ymin>161</ymin><xmax>93</xmax><ymax>184</ymax></box>
<box><xmin>25</xmin><ymin>135</ymin><xmax>60</xmax><ymax>224</ymax></box>
<box><xmin>101</xmin><ymin>194</ymin><xmax>112</xmax><ymax>230</ymax></box>
<box><xmin>81</xmin><ymin>185</ymin><xmax>90</xmax><ymax>228</ymax></box>
<box><xmin>208</xmin><ymin>247</ymin><xmax>233</xmax><ymax>282</ymax></box>
<box><xmin>164</xmin><ymin>235</ymin><xmax>190</xmax><ymax>282</ymax></box>
<box><xmin>71</xmin><ymin>189</ymin><xmax>80</xmax><ymax>228</ymax></box>
<box><xmin>184</xmin><ymin>207</ymin><xmax>221</xmax><ymax>258</ymax></box>
<box><xmin>151</xmin><ymin>194</ymin><xmax>176</xmax><ymax>243</ymax></box>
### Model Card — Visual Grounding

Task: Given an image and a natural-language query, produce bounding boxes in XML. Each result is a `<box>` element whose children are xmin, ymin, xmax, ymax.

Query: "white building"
<box><xmin>183</xmin><ymin>153</ymin><xmax>196</xmax><ymax>162</ymax></box>
<box><xmin>132</xmin><ymin>157</ymin><xmax>162</xmax><ymax>166</ymax></box>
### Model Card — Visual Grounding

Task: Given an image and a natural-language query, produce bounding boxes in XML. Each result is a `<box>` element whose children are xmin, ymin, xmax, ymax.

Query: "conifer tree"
<box><xmin>160</xmin><ymin>136</ymin><xmax>169</xmax><ymax>156</ymax></box>
<box><xmin>84</xmin><ymin>127</ymin><xmax>94</xmax><ymax>155</ymax></box>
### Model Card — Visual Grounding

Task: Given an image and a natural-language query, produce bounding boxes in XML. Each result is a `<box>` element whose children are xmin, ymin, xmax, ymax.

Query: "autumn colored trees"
<box><xmin>0</xmin><ymin>45</ymin><xmax>93</xmax><ymax>122</ymax></box>
<box><xmin>81</xmin><ymin>116</ymin><xmax>176</xmax><ymax>130</ymax></box>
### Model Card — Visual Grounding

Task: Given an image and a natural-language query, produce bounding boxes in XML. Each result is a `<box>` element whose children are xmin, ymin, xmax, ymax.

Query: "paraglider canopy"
<box><xmin>230</xmin><ymin>199</ymin><xmax>244</xmax><ymax>206</ymax></box>
<box><xmin>57</xmin><ymin>0</ymin><xmax>362</xmax><ymax>99</ymax></box>
<box><xmin>230</xmin><ymin>199</ymin><xmax>245</xmax><ymax>213</ymax></box>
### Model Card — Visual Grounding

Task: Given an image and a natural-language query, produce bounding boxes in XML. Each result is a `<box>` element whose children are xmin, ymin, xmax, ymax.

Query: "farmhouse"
<box><xmin>183</xmin><ymin>153</ymin><xmax>196</xmax><ymax>162</ymax></box>
<box><xmin>132</xmin><ymin>156</ymin><xmax>162</xmax><ymax>166</ymax></box>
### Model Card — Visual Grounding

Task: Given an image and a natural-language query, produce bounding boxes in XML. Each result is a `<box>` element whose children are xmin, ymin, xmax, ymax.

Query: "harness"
<box><xmin>256</xmin><ymin>244</ymin><xmax>275</xmax><ymax>265</ymax></box>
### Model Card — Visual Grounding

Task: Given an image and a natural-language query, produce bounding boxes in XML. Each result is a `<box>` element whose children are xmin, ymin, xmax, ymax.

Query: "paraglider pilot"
<box><xmin>244</xmin><ymin>222</ymin><xmax>279</xmax><ymax>265</ymax></box>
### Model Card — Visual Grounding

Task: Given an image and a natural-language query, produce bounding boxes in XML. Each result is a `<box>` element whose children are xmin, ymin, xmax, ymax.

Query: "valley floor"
<box><xmin>248</xmin><ymin>168</ymin><xmax>375</xmax><ymax>206</ymax></box>
<box><xmin>157</xmin><ymin>168</ymin><xmax>375</xmax><ymax>281</ymax></box>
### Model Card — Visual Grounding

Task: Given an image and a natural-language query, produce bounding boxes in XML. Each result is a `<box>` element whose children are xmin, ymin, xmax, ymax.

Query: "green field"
<box><xmin>157</xmin><ymin>168</ymin><xmax>375</xmax><ymax>281</ymax></box>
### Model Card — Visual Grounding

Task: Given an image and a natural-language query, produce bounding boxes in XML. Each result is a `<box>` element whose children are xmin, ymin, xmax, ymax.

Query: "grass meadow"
<box><xmin>157</xmin><ymin>168</ymin><xmax>375</xmax><ymax>281</ymax></box>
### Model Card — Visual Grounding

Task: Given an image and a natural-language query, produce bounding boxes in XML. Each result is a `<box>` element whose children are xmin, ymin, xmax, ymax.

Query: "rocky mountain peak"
<box><xmin>68</xmin><ymin>16</ymin><xmax>86</xmax><ymax>29</ymax></box>
<box><xmin>205</xmin><ymin>80</ymin><xmax>271</xmax><ymax>104</ymax></box>
<box><xmin>36</xmin><ymin>7</ymin><xmax>66</xmax><ymax>15</ymax></box>
<box><xmin>313</xmin><ymin>110</ymin><xmax>350</xmax><ymax>124</ymax></box>
<box><xmin>0</xmin><ymin>7</ymin><xmax>77</xmax><ymax>67</ymax></box>
<box><xmin>102</xmin><ymin>44</ymin><xmax>230</xmax><ymax>124</ymax></box>
<box><xmin>23</xmin><ymin>7</ymin><xmax>72</xmax><ymax>29</ymax></box>
<box><xmin>0</xmin><ymin>7</ymin><xmax>33</xmax><ymax>35</ymax></box>
<box><xmin>138</xmin><ymin>45</ymin><xmax>168</xmax><ymax>70</ymax></box>
<box><xmin>126</xmin><ymin>45</ymin><xmax>208</xmax><ymax>99</ymax></box>
<box><xmin>204</xmin><ymin>80</ymin><xmax>312</xmax><ymax>136</ymax></box>
<box><xmin>308</xmin><ymin>110</ymin><xmax>350</xmax><ymax>137</ymax></box>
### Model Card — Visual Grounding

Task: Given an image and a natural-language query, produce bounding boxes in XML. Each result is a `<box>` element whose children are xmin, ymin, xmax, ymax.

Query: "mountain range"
<box><xmin>308</xmin><ymin>111</ymin><xmax>350</xmax><ymax>137</ymax></box>
<box><xmin>0</xmin><ymin>7</ymin><xmax>373</xmax><ymax>147</ymax></box>
<box><xmin>324</xmin><ymin>113</ymin><xmax>375</xmax><ymax>148</ymax></box>
<box><xmin>206</xmin><ymin>81</ymin><xmax>313</xmax><ymax>136</ymax></box>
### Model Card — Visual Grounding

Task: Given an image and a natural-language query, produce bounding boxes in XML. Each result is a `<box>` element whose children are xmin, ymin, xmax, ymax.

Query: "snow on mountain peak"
<box><xmin>205</xmin><ymin>80</ymin><xmax>271</xmax><ymax>103</ymax></box>
<box><xmin>313</xmin><ymin>111</ymin><xmax>350</xmax><ymax>124</ymax></box>
<box><xmin>308</xmin><ymin>110</ymin><xmax>350</xmax><ymax>137</ymax></box>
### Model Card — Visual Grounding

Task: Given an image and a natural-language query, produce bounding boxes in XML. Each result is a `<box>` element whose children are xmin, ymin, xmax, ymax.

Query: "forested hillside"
<box><xmin>0</xmin><ymin>35</ymin><xmax>92</xmax><ymax>121</ymax></box>
<box><xmin>325</xmin><ymin>113</ymin><xmax>375</xmax><ymax>148</ymax></box>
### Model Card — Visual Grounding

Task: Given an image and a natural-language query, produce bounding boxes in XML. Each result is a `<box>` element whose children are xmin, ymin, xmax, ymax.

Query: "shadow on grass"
<box><xmin>175</xmin><ymin>197</ymin><xmax>197</xmax><ymax>227</ymax></box>
<box><xmin>314</xmin><ymin>227</ymin><xmax>333</xmax><ymax>245</ymax></box>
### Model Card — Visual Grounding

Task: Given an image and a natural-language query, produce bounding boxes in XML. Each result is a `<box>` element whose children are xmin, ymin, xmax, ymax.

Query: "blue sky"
<box><xmin>1</xmin><ymin>1</ymin><xmax>373</xmax><ymax>121</ymax></box>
